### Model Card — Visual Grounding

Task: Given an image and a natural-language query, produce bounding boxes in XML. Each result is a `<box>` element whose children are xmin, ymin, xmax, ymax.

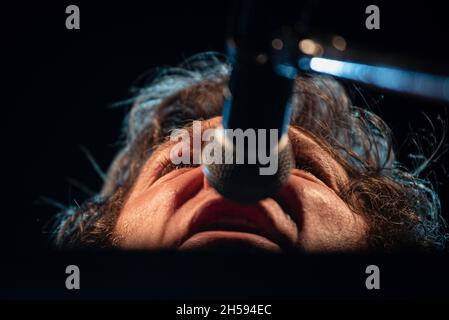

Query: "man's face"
<box><xmin>112</xmin><ymin>117</ymin><xmax>368</xmax><ymax>252</ymax></box>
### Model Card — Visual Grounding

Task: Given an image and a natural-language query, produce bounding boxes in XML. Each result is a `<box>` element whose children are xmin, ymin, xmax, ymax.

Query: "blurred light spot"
<box><xmin>298</xmin><ymin>39</ymin><xmax>323</xmax><ymax>56</ymax></box>
<box><xmin>275</xmin><ymin>64</ymin><xmax>297</xmax><ymax>79</ymax></box>
<box><xmin>256</xmin><ymin>53</ymin><xmax>268</xmax><ymax>64</ymax></box>
<box><xmin>332</xmin><ymin>35</ymin><xmax>347</xmax><ymax>51</ymax></box>
<box><xmin>298</xmin><ymin>57</ymin><xmax>311</xmax><ymax>71</ymax></box>
<box><xmin>315</xmin><ymin>44</ymin><xmax>324</xmax><ymax>56</ymax></box>
<box><xmin>271</xmin><ymin>38</ymin><xmax>283</xmax><ymax>50</ymax></box>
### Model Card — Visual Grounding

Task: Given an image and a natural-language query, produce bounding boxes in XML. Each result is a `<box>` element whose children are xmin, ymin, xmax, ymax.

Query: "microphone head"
<box><xmin>206</xmin><ymin>0</ymin><xmax>297</xmax><ymax>203</ymax></box>
<box><xmin>203</xmin><ymin>138</ymin><xmax>294</xmax><ymax>203</ymax></box>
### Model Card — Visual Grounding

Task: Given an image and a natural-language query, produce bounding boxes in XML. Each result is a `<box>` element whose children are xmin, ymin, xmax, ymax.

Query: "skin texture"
<box><xmin>113</xmin><ymin>117</ymin><xmax>368</xmax><ymax>252</ymax></box>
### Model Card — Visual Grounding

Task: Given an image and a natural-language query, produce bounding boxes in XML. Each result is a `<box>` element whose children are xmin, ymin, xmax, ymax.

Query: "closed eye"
<box><xmin>157</xmin><ymin>157</ymin><xmax>327</xmax><ymax>185</ymax></box>
<box><xmin>295</xmin><ymin>158</ymin><xmax>331</xmax><ymax>188</ymax></box>
<box><xmin>158</xmin><ymin>161</ymin><xmax>199</xmax><ymax>179</ymax></box>
<box><xmin>295</xmin><ymin>163</ymin><xmax>315</xmax><ymax>175</ymax></box>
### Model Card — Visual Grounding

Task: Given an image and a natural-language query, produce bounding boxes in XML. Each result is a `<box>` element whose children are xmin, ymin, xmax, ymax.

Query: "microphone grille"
<box><xmin>204</xmin><ymin>142</ymin><xmax>294</xmax><ymax>203</ymax></box>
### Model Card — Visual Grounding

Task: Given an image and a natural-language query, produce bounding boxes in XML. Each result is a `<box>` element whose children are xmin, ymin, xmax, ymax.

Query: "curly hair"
<box><xmin>52</xmin><ymin>52</ymin><xmax>448</xmax><ymax>250</ymax></box>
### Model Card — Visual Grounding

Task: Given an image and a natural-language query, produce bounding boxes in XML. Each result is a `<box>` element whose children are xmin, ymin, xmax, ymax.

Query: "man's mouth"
<box><xmin>177</xmin><ymin>197</ymin><xmax>298</xmax><ymax>252</ymax></box>
<box><xmin>178</xmin><ymin>231</ymin><xmax>283</xmax><ymax>252</ymax></box>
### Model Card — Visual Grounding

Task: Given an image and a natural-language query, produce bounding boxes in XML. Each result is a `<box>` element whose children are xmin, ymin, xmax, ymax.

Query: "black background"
<box><xmin>2</xmin><ymin>0</ymin><xmax>449</xmax><ymax>299</ymax></box>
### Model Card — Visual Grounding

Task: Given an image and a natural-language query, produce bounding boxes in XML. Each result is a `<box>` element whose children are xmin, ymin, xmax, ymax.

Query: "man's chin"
<box><xmin>178</xmin><ymin>231</ymin><xmax>282</xmax><ymax>253</ymax></box>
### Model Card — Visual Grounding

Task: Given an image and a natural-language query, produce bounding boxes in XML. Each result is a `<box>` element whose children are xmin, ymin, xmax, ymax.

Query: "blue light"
<box><xmin>275</xmin><ymin>64</ymin><xmax>298</xmax><ymax>80</ymax></box>
<box><xmin>301</xmin><ymin>57</ymin><xmax>449</xmax><ymax>103</ymax></box>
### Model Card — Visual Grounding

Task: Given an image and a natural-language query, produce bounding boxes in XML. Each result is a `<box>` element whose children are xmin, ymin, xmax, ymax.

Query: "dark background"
<box><xmin>2</xmin><ymin>0</ymin><xmax>449</xmax><ymax>299</ymax></box>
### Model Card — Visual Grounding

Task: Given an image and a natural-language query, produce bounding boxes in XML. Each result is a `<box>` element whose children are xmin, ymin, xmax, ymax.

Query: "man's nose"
<box><xmin>202</xmin><ymin>171</ymin><xmax>214</xmax><ymax>191</ymax></box>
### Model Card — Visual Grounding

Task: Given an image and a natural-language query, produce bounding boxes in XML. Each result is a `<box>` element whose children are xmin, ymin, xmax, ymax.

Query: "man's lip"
<box><xmin>178</xmin><ymin>196</ymin><xmax>298</xmax><ymax>250</ymax></box>
<box><xmin>179</xmin><ymin>231</ymin><xmax>282</xmax><ymax>252</ymax></box>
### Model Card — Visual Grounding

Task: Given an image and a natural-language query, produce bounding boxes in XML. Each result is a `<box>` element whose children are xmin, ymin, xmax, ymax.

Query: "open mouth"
<box><xmin>178</xmin><ymin>231</ymin><xmax>283</xmax><ymax>252</ymax></box>
<box><xmin>178</xmin><ymin>200</ymin><xmax>297</xmax><ymax>252</ymax></box>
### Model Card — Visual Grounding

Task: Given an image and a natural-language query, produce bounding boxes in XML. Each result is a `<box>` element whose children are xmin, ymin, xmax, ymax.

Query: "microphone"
<box><xmin>203</xmin><ymin>0</ymin><xmax>296</xmax><ymax>202</ymax></box>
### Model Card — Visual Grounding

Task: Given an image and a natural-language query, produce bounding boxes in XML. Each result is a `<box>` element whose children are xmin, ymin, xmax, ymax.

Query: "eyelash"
<box><xmin>295</xmin><ymin>161</ymin><xmax>325</xmax><ymax>182</ymax></box>
<box><xmin>296</xmin><ymin>163</ymin><xmax>313</xmax><ymax>172</ymax></box>
<box><xmin>158</xmin><ymin>162</ymin><xmax>198</xmax><ymax>178</ymax></box>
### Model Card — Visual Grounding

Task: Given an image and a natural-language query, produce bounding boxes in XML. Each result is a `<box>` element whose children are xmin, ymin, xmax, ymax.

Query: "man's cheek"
<box><xmin>299</xmin><ymin>188</ymin><xmax>367</xmax><ymax>249</ymax></box>
<box><xmin>114</xmin><ymin>191</ymin><xmax>177</xmax><ymax>248</ymax></box>
<box><xmin>149</xmin><ymin>167</ymin><xmax>204</xmax><ymax>206</ymax></box>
